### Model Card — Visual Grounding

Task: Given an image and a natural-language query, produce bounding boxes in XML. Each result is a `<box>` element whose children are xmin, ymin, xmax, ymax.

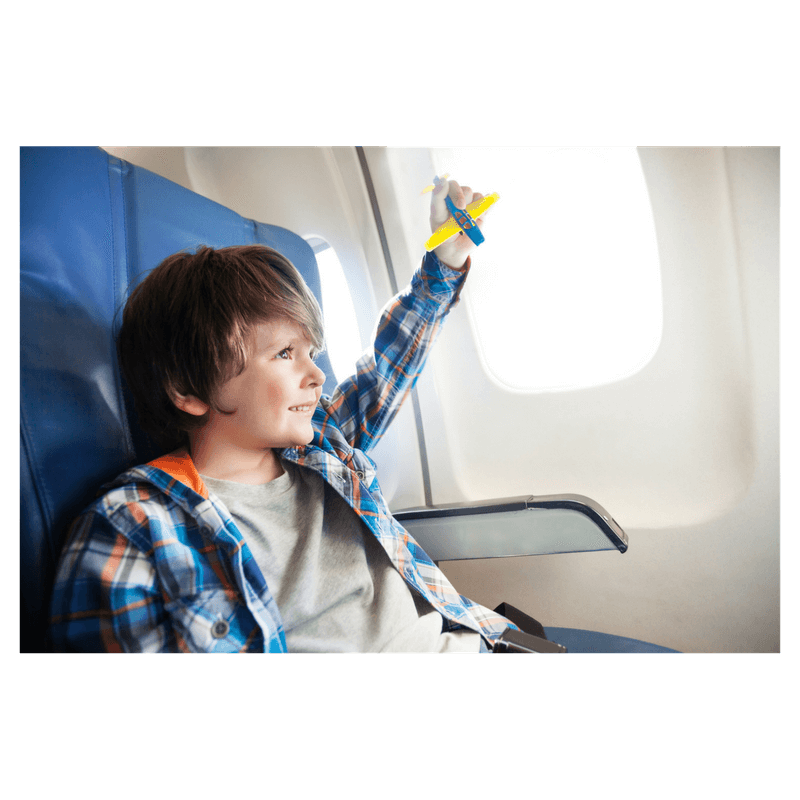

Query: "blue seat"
<box><xmin>543</xmin><ymin>628</ymin><xmax>678</xmax><ymax>653</ymax></box>
<box><xmin>20</xmin><ymin>146</ymin><xmax>678</xmax><ymax>653</ymax></box>
<box><xmin>20</xmin><ymin>146</ymin><xmax>336</xmax><ymax>652</ymax></box>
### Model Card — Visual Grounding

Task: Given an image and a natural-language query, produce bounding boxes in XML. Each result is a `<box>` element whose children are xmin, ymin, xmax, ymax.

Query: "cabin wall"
<box><xmin>436</xmin><ymin>148</ymin><xmax>779</xmax><ymax>653</ymax></box>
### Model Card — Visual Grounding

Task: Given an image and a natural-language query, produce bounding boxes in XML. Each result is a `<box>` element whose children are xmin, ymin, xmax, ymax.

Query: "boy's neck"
<box><xmin>187</xmin><ymin>432</ymin><xmax>284</xmax><ymax>485</ymax></box>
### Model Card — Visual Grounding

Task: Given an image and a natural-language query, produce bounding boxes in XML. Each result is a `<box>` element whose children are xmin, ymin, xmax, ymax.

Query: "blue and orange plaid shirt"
<box><xmin>49</xmin><ymin>252</ymin><xmax>516</xmax><ymax>652</ymax></box>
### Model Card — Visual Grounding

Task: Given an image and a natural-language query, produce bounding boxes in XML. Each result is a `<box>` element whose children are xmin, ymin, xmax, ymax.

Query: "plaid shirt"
<box><xmin>49</xmin><ymin>252</ymin><xmax>515</xmax><ymax>652</ymax></box>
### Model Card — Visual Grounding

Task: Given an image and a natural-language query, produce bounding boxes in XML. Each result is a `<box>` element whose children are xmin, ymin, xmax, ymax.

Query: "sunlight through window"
<box><xmin>307</xmin><ymin>237</ymin><xmax>363</xmax><ymax>383</ymax></box>
<box><xmin>432</xmin><ymin>147</ymin><xmax>663</xmax><ymax>392</ymax></box>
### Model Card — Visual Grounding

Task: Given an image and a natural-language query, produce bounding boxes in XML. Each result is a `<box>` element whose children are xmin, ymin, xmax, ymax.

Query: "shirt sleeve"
<box><xmin>49</xmin><ymin>507</ymin><xmax>179</xmax><ymax>652</ymax></box>
<box><xmin>320</xmin><ymin>250</ymin><xmax>470</xmax><ymax>453</ymax></box>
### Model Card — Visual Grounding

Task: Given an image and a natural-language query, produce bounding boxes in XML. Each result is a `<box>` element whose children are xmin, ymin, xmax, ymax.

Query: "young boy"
<box><xmin>49</xmin><ymin>177</ymin><xmax>517</xmax><ymax>652</ymax></box>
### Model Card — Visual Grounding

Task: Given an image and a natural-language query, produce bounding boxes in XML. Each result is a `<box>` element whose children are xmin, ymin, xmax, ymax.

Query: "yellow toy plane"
<box><xmin>423</xmin><ymin>178</ymin><xmax>500</xmax><ymax>251</ymax></box>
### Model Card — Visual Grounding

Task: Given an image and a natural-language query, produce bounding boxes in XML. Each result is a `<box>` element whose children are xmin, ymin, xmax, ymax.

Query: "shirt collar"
<box><xmin>147</xmin><ymin>449</ymin><xmax>208</xmax><ymax>499</ymax></box>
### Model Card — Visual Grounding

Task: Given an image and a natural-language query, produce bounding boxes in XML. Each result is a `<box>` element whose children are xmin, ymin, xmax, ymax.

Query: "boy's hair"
<box><xmin>118</xmin><ymin>244</ymin><xmax>325</xmax><ymax>449</ymax></box>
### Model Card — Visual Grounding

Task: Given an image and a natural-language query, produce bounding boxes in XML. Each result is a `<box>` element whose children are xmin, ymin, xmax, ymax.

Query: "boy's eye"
<box><xmin>274</xmin><ymin>344</ymin><xmax>318</xmax><ymax>362</ymax></box>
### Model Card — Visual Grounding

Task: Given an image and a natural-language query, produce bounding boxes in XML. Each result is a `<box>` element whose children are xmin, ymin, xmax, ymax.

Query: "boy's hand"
<box><xmin>429</xmin><ymin>177</ymin><xmax>489</xmax><ymax>270</ymax></box>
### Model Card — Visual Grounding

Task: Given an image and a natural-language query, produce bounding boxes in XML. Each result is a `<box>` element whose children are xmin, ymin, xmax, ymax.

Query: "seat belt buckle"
<box><xmin>493</xmin><ymin>627</ymin><xmax>567</xmax><ymax>653</ymax></box>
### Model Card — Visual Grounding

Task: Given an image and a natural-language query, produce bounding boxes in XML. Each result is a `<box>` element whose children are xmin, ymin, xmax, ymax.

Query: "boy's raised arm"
<box><xmin>320</xmin><ymin>178</ymin><xmax>491</xmax><ymax>452</ymax></box>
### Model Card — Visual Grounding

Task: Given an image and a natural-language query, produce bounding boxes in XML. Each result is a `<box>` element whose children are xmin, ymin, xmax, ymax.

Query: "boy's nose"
<box><xmin>305</xmin><ymin>361</ymin><xmax>326</xmax><ymax>388</ymax></box>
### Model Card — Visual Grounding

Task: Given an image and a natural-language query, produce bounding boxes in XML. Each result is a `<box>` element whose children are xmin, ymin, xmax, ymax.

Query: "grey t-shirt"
<box><xmin>202</xmin><ymin>461</ymin><xmax>481</xmax><ymax>653</ymax></box>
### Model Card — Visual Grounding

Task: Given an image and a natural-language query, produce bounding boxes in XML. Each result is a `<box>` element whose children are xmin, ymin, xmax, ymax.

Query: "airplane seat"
<box><xmin>20</xmin><ymin>146</ymin><xmax>336</xmax><ymax>653</ymax></box>
<box><xmin>542</xmin><ymin>628</ymin><xmax>678</xmax><ymax>653</ymax></box>
<box><xmin>20</xmin><ymin>146</ymin><xmax>677</xmax><ymax>654</ymax></box>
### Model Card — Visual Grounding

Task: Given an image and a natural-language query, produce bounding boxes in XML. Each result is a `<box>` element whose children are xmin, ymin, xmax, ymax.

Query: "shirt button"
<box><xmin>355</xmin><ymin>470</ymin><xmax>366</xmax><ymax>481</ymax></box>
<box><xmin>211</xmin><ymin>619</ymin><xmax>229</xmax><ymax>639</ymax></box>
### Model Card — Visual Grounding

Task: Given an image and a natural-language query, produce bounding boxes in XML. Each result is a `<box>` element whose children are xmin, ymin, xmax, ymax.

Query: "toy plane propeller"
<box><xmin>423</xmin><ymin>176</ymin><xmax>500</xmax><ymax>251</ymax></box>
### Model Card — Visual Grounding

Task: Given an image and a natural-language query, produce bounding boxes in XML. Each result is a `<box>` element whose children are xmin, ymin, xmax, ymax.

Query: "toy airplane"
<box><xmin>423</xmin><ymin>176</ymin><xmax>500</xmax><ymax>251</ymax></box>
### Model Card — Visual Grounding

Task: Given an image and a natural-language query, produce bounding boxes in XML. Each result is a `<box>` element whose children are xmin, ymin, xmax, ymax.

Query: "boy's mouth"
<box><xmin>288</xmin><ymin>405</ymin><xmax>314</xmax><ymax>413</ymax></box>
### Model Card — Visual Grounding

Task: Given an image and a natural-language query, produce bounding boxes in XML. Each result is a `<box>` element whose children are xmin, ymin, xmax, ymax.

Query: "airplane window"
<box><xmin>431</xmin><ymin>147</ymin><xmax>663</xmax><ymax>392</ymax></box>
<box><xmin>306</xmin><ymin>237</ymin><xmax>363</xmax><ymax>383</ymax></box>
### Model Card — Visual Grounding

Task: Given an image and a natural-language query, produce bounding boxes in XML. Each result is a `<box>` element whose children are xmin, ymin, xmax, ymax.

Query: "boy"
<box><xmin>49</xmin><ymin>177</ymin><xmax>517</xmax><ymax>652</ymax></box>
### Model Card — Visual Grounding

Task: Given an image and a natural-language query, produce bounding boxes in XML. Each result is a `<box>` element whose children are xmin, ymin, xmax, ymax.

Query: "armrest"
<box><xmin>392</xmin><ymin>494</ymin><xmax>628</xmax><ymax>561</ymax></box>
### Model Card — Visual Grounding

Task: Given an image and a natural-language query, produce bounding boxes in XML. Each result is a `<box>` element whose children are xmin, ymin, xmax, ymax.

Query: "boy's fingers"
<box><xmin>430</xmin><ymin>180</ymin><xmax>488</xmax><ymax>231</ymax></box>
<box><xmin>451</xmin><ymin>184</ymin><xmax>471</xmax><ymax>207</ymax></box>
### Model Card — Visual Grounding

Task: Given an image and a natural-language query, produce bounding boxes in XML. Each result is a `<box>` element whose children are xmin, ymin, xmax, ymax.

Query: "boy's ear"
<box><xmin>172</xmin><ymin>392</ymin><xmax>210</xmax><ymax>417</ymax></box>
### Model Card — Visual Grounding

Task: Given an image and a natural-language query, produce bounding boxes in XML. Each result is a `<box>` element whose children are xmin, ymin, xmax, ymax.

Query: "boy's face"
<box><xmin>205</xmin><ymin>317</ymin><xmax>326</xmax><ymax>453</ymax></box>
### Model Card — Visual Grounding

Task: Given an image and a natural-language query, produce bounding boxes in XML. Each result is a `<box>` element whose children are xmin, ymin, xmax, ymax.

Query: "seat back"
<box><xmin>20</xmin><ymin>146</ymin><xmax>336</xmax><ymax>651</ymax></box>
